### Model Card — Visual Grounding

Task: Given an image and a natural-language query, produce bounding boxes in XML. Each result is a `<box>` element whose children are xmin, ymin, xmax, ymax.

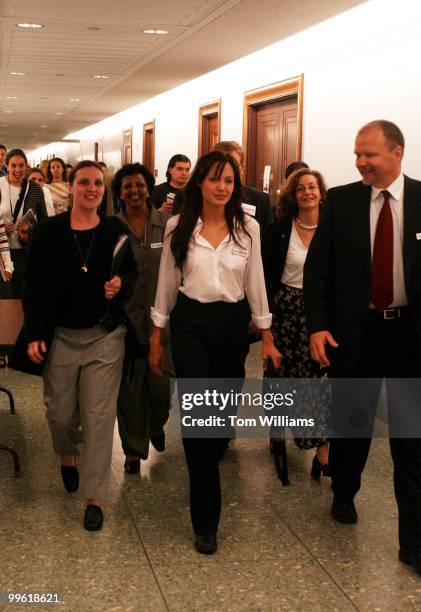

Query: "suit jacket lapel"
<box><xmin>351</xmin><ymin>182</ymin><xmax>371</xmax><ymax>275</ymax></box>
<box><xmin>402</xmin><ymin>175</ymin><xmax>419</xmax><ymax>292</ymax></box>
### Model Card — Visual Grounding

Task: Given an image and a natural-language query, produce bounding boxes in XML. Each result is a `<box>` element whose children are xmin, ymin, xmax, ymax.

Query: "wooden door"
<box><xmin>247</xmin><ymin>95</ymin><xmax>298</xmax><ymax>199</ymax></box>
<box><xmin>253</xmin><ymin>97</ymin><xmax>297</xmax><ymax>195</ymax></box>
<box><xmin>122</xmin><ymin>129</ymin><xmax>132</xmax><ymax>165</ymax></box>
<box><xmin>143</xmin><ymin>121</ymin><xmax>155</xmax><ymax>174</ymax></box>
<box><xmin>198</xmin><ymin>100</ymin><xmax>220</xmax><ymax>156</ymax></box>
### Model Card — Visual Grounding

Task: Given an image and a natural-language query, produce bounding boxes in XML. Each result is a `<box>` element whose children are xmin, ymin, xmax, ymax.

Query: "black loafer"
<box><xmin>331</xmin><ymin>497</ymin><xmax>358</xmax><ymax>524</ymax></box>
<box><xmin>84</xmin><ymin>505</ymin><xmax>103</xmax><ymax>531</ymax></box>
<box><xmin>60</xmin><ymin>465</ymin><xmax>79</xmax><ymax>492</ymax></box>
<box><xmin>150</xmin><ymin>433</ymin><xmax>165</xmax><ymax>452</ymax></box>
<box><xmin>124</xmin><ymin>458</ymin><xmax>140</xmax><ymax>474</ymax></box>
<box><xmin>399</xmin><ymin>548</ymin><xmax>421</xmax><ymax>575</ymax></box>
<box><xmin>195</xmin><ymin>534</ymin><xmax>217</xmax><ymax>555</ymax></box>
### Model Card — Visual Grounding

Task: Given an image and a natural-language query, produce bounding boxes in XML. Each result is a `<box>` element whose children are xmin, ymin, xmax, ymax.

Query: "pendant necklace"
<box><xmin>73</xmin><ymin>227</ymin><xmax>97</xmax><ymax>272</ymax></box>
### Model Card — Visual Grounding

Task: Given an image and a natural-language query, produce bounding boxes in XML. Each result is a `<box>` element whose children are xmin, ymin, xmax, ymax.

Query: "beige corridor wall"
<box><xmin>29</xmin><ymin>0</ymin><xmax>421</xmax><ymax>188</ymax></box>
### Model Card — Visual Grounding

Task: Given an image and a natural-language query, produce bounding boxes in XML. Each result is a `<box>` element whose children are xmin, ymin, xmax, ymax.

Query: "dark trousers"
<box><xmin>170</xmin><ymin>292</ymin><xmax>249</xmax><ymax>535</ymax></box>
<box><xmin>330</xmin><ymin>308</ymin><xmax>421</xmax><ymax>551</ymax></box>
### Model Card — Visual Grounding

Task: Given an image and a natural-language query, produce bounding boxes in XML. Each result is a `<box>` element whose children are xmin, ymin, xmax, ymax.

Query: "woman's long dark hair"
<box><xmin>170</xmin><ymin>151</ymin><xmax>249</xmax><ymax>269</ymax></box>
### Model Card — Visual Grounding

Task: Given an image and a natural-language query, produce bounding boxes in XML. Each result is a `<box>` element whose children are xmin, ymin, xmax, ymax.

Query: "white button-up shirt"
<box><xmin>370</xmin><ymin>172</ymin><xmax>407</xmax><ymax>306</ymax></box>
<box><xmin>151</xmin><ymin>214</ymin><xmax>272</xmax><ymax>329</ymax></box>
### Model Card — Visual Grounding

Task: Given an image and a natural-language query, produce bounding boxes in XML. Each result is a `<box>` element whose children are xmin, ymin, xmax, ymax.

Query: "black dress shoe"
<box><xmin>195</xmin><ymin>534</ymin><xmax>217</xmax><ymax>555</ymax></box>
<box><xmin>399</xmin><ymin>548</ymin><xmax>421</xmax><ymax>575</ymax></box>
<box><xmin>331</xmin><ymin>497</ymin><xmax>358</xmax><ymax>524</ymax></box>
<box><xmin>60</xmin><ymin>465</ymin><xmax>79</xmax><ymax>492</ymax></box>
<box><xmin>84</xmin><ymin>505</ymin><xmax>103</xmax><ymax>531</ymax></box>
<box><xmin>150</xmin><ymin>433</ymin><xmax>165</xmax><ymax>452</ymax></box>
<box><xmin>124</xmin><ymin>458</ymin><xmax>140</xmax><ymax>474</ymax></box>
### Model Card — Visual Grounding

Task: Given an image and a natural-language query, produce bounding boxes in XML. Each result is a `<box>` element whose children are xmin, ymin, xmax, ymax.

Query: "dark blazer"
<box><xmin>262</xmin><ymin>218</ymin><xmax>292</xmax><ymax>305</ymax></box>
<box><xmin>23</xmin><ymin>211</ymin><xmax>137</xmax><ymax>344</ymax></box>
<box><xmin>243</xmin><ymin>185</ymin><xmax>273</xmax><ymax>233</ymax></box>
<box><xmin>303</xmin><ymin>175</ymin><xmax>421</xmax><ymax>372</ymax></box>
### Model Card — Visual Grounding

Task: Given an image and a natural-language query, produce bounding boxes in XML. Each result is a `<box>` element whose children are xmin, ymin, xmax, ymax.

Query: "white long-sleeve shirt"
<box><xmin>151</xmin><ymin>214</ymin><xmax>272</xmax><ymax>329</ymax></box>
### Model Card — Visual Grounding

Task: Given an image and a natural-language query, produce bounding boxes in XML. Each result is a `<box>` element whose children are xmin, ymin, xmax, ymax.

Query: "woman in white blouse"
<box><xmin>149</xmin><ymin>150</ymin><xmax>280</xmax><ymax>555</ymax></box>
<box><xmin>28</xmin><ymin>168</ymin><xmax>55</xmax><ymax>217</ymax></box>
<box><xmin>262</xmin><ymin>168</ymin><xmax>329</xmax><ymax>479</ymax></box>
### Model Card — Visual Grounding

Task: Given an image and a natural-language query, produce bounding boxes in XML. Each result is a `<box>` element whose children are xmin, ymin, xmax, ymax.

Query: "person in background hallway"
<box><xmin>211</xmin><ymin>141</ymin><xmax>273</xmax><ymax>234</ymax></box>
<box><xmin>66</xmin><ymin>163</ymin><xmax>73</xmax><ymax>175</ymax></box>
<box><xmin>304</xmin><ymin>120</ymin><xmax>421</xmax><ymax>575</ymax></box>
<box><xmin>46</xmin><ymin>157</ymin><xmax>70</xmax><ymax>214</ymax></box>
<box><xmin>39</xmin><ymin>159</ymin><xmax>49</xmax><ymax>181</ymax></box>
<box><xmin>28</xmin><ymin>168</ymin><xmax>55</xmax><ymax>217</ymax></box>
<box><xmin>24</xmin><ymin>160</ymin><xmax>136</xmax><ymax>532</ymax></box>
<box><xmin>0</xmin><ymin>148</ymin><xmax>47</xmax><ymax>298</ymax></box>
<box><xmin>98</xmin><ymin>161</ymin><xmax>115</xmax><ymax>216</ymax></box>
<box><xmin>284</xmin><ymin>160</ymin><xmax>309</xmax><ymax>181</ymax></box>
<box><xmin>0</xmin><ymin>215</ymin><xmax>13</xmax><ymax>298</ymax></box>
<box><xmin>0</xmin><ymin>144</ymin><xmax>7</xmax><ymax>177</ymax></box>
<box><xmin>150</xmin><ymin>154</ymin><xmax>191</xmax><ymax>214</ymax></box>
<box><xmin>149</xmin><ymin>151</ymin><xmax>281</xmax><ymax>555</ymax></box>
<box><xmin>262</xmin><ymin>168</ymin><xmax>330</xmax><ymax>477</ymax></box>
<box><xmin>113</xmin><ymin>162</ymin><xmax>174</xmax><ymax>474</ymax></box>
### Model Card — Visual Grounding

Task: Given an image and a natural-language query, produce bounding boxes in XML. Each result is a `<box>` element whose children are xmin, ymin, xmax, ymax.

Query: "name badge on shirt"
<box><xmin>416</xmin><ymin>233</ymin><xmax>421</xmax><ymax>241</ymax></box>
<box><xmin>150</xmin><ymin>242</ymin><xmax>163</xmax><ymax>249</ymax></box>
<box><xmin>242</xmin><ymin>203</ymin><xmax>256</xmax><ymax>217</ymax></box>
<box><xmin>232</xmin><ymin>247</ymin><xmax>247</xmax><ymax>258</ymax></box>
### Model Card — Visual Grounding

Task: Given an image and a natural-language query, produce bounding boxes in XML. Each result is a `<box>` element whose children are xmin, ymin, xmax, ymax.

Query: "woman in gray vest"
<box><xmin>113</xmin><ymin>163</ymin><xmax>174</xmax><ymax>474</ymax></box>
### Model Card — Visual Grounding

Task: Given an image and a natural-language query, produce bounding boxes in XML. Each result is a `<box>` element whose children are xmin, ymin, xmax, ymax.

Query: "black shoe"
<box><xmin>399</xmin><ymin>548</ymin><xmax>421</xmax><ymax>575</ymax></box>
<box><xmin>195</xmin><ymin>534</ymin><xmax>217</xmax><ymax>555</ymax></box>
<box><xmin>150</xmin><ymin>433</ymin><xmax>165</xmax><ymax>452</ymax></box>
<box><xmin>60</xmin><ymin>464</ymin><xmax>79</xmax><ymax>492</ymax></box>
<box><xmin>311</xmin><ymin>456</ymin><xmax>331</xmax><ymax>479</ymax></box>
<box><xmin>331</xmin><ymin>497</ymin><xmax>358</xmax><ymax>524</ymax></box>
<box><xmin>124</xmin><ymin>458</ymin><xmax>140</xmax><ymax>474</ymax></box>
<box><xmin>83</xmin><ymin>504</ymin><xmax>103</xmax><ymax>531</ymax></box>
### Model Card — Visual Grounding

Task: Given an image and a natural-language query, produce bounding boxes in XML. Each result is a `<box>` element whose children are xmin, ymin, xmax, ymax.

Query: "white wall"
<box><xmin>28</xmin><ymin>0</ymin><xmax>421</xmax><ymax>188</ymax></box>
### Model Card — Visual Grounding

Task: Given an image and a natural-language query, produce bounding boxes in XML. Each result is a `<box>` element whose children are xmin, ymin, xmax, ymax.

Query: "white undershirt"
<box><xmin>151</xmin><ymin>214</ymin><xmax>272</xmax><ymax>329</ymax></box>
<box><xmin>280</xmin><ymin>222</ymin><xmax>308</xmax><ymax>289</ymax></box>
<box><xmin>0</xmin><ymin>177</ymin><xmax>24</xmax><ymax>249</ymax></box>
<box><xmin>370</xmin><ymin>172</ymin><xmax>407</xmax><ymax>307</ymax></box>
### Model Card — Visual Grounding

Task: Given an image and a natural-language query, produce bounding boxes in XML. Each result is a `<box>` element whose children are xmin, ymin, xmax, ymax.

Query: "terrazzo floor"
<box><xmin>1</xmin><ymin>344</ymin><xmax>420</xmax><ymax>611</ymax></box>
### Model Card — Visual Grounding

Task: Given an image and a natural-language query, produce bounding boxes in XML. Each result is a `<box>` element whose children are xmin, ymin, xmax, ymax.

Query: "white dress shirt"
<box><xmin>370</xmin><ymin>172</ymin><xmax>407</xmax><ymax>307</ymax></box>
<box><xmin>0</xmin><ymin>176</ymin><xmax>27</xmax><ymax>249</ymax></box>
<box><xmin>151</xmin><ymin>214</ymin><xmax>272</xmax><ymax>329</ymax></box>
<box><xmin>281</xmin><ymin>222</ymin><xmax>308</xmax><ymax>289</ymax></box>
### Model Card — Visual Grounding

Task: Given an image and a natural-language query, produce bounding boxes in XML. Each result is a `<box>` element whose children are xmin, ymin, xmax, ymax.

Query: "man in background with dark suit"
<box><xmin>304</xmin><ymin>120</ymin><xmax>421</xmax><ymax>575</ymax></box>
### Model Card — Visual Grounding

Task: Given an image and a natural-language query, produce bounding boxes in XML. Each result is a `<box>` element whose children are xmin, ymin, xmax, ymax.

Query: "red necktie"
<box><xmin>371</xmin><ymin>190</ymin><xmax>393</xmax><ymax>311</ymax></box>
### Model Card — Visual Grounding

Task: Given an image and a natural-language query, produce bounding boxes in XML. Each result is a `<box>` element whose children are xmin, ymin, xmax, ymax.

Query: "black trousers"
<box><xmin>170</xmin><ymin>292</ymin><xmax>249</xmax><ymax>535</ymax></box>
<box><xmin>330</xmin><ymin>308</ymin><xmax>421</xmax><ymax>551</ymax></box>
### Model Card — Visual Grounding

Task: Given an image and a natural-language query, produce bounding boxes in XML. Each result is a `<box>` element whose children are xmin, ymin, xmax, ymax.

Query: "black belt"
<box><xmin>369</xmin><ymin>306</ymin><xmax>409</xmax><ymax>320</ymax></box>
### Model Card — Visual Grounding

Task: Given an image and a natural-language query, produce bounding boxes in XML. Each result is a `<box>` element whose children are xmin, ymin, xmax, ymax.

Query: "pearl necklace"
<box><xmin>297</xmin><ymin>217</ymin><xmax>318</xmax><ymax>230</ymax></box>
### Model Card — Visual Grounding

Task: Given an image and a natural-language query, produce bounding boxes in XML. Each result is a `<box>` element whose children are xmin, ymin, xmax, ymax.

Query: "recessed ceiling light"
<box><xmin>55</xmin><ymin>112</ymin><xmax>64</xmax><ymax>115</ymax></box>
<box><xmin>6</xmin><ymin>96</ymin><xmax>18</xmax><ymax>100</ymax></box>
<box><xmin>93</xmin><ymin>74</ymin><xmax>110</xmax><ymax>79</ymax></box>
<box><xmin>16</xmin><ymin>23</ymin><xmax>44</xmax><ymax>29</ymax></box>
<box><xmin>69</xmin><ymin>98</ymin><xmax>81</xmax><ymax>102</ymax></box>
<box><xmin>40</xmin><ymin>125</ymin><xmax>48</xmax><ymax>128</ymax></box>
<box><xmin>142</xmin><ymin>28</ymin><xmax>169</xmax><ymax>35</ymax></box>
<box><xmin>1</xmin><ymin>124</ymin><xmax>9</xmax><ymax>127</ymax></box>
<box><xmin>9</xmin><ymin>71</ymin><xmax>26</xmax><ymax>76</ymax></box>
<box><xmin>3</xmin><ymin>110</ymin><xmax>13</xmax><ymax>114</ymax></box>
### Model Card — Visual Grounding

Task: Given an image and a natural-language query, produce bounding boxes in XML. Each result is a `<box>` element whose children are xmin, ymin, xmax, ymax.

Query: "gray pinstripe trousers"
<box><xmin>43</xmin><ymin>324</ymin><xmax>126</xmax><ymax>499</ymax></box>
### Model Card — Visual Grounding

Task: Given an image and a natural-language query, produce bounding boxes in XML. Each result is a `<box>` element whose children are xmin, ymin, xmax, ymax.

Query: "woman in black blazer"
<box><xmin>262</xmin><ymin>168</ymin><xmax>330</xmax><ymax>477</ymax></box>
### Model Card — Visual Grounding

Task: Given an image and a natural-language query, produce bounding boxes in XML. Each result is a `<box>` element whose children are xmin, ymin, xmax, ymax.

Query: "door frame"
<box><xmin>198</xmin><ymin>99</ymin><xmax>221</xmax><ymax>156</ymax></box>
<box><xmin>242</xmin><ymin>75</ymin><xmax>304</xmax><ymax>186</ymax></box>
<box><xmin>142</xmin><ymin>120</ymin><xmax>155</xmax><ymax>174</ymax></box>
<box><xmin>122</xmin><ymin>128</ymin><xmax>133</xmax><ymax>165</ymax></box>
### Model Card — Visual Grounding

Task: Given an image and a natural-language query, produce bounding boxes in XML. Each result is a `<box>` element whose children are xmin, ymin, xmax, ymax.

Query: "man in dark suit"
<box><xmin>212</xmin><ymin>141</ymin><xmax>273</xmax><ymax>233</ymax></box>
<box><xmin>304</xmin><ymin>120</ymin><xmax>421</xmax><ymax>575</ymax></box>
